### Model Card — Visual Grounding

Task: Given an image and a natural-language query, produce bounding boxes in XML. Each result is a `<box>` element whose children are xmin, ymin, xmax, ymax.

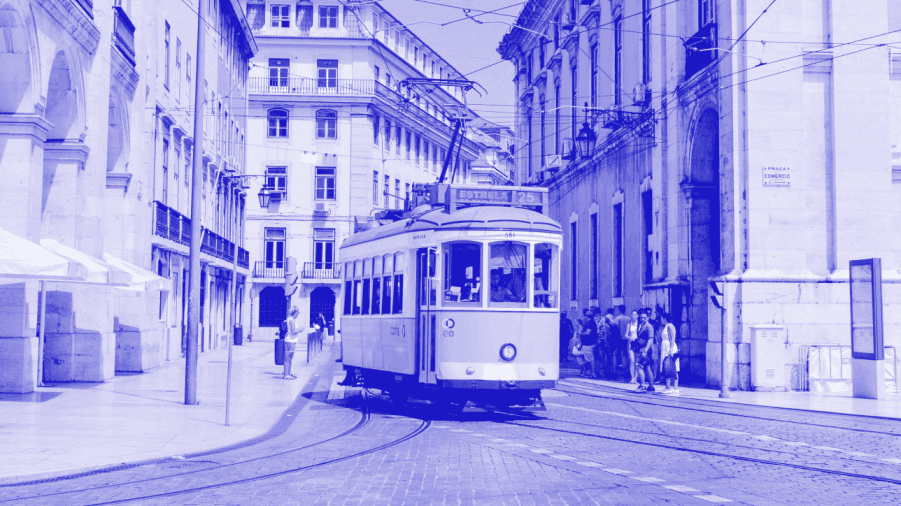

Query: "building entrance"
<box><xmin>309</xmin><ymin>287</ymin><xmax>335</xmax><ymax>335</ymax></box>
<box><xmin>259</xmin><ymin>286</ymin><xmax>286</xmax><ymax>327</ymax></box>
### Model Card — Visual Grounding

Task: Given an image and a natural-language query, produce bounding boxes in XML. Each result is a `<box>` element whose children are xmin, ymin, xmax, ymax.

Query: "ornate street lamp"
<box><xmin>257</xmin><ymin>185</ymin><xmax>272</xmax><ymax>208</ymax></box>
<box><xmin>574</xmin><ymin>102</ymin><xmax>597</xmax><ymax>159</ymax></box>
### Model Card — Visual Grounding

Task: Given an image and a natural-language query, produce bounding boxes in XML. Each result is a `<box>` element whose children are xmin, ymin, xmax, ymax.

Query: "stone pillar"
<box><xmin>41</xmin><ymin>141</ymin><xmax>90</xmax><ymax>246</ymax></box>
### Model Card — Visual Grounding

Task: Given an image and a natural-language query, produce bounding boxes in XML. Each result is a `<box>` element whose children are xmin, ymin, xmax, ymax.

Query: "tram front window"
<box><xmin>443</xmin><ymin>242</ymin><xmax>481</xmax><ymax>306</ymax></box>
<box><xmin>489</xmin><ymin>242</ymin><xmax>527</xmax><ymax>308</ymax></box>
<box><xmin>534</xmin><ymin>243</ymin><xmax>558</xmax><ymax>308</ymax></box>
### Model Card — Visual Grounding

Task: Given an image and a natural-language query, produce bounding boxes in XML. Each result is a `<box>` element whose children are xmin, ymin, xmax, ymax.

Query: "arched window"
<box><xmin>316</xmin><ymin>109</ymin><xmax>337</xmax><ymax>139</ymax></box>
<box><xmin>268</xmin><ymin>108</ymin><xmax>288</xmax><ymax>138</ymax></box>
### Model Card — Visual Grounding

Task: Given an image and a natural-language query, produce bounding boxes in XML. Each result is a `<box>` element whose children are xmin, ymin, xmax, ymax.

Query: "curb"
<box><xmin>0</xmin><ymin>341</ymin><xmax>341</xmax><ymax>487</ymax></box>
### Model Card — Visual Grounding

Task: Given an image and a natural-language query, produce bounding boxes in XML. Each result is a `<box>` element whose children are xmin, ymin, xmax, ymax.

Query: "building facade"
<box><xmin>499</xmin><ymin>0</ymin><xmax>901</xmax><ymax>389</ymax></box>
<box><xmin>0</xmin><ymin>0</ymin><xmax>255</xmax><ymax>393</ymax></box>
<box><xmin>241</xmin><ymin>0</ymin><xmax>494</xmax><ymax>340</ymax></box>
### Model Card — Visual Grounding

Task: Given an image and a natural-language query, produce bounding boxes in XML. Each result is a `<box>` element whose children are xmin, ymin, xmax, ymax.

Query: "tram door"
<box><xmin>416</xmin><ymin>248</ymin><xmax>438</xmax><ymax>384</ymax></box>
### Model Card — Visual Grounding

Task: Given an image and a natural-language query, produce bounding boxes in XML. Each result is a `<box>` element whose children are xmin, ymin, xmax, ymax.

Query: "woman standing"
<box><xmin>284</xmin><ymin>306</ymin><xmax>306</xmax><ymax>380</ymax></box>
<box><xmin>625</xmin><ymin>310</ymin><xmax>639</xmax><ymax>384</ymax></box>
<box><xmin>659</xmin><ymin>312</ymin><xmax>679</xmax><ymax>395</ymax></box>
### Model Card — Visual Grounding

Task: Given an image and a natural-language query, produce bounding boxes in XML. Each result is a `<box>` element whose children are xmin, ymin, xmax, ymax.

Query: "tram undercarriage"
<box><xmin>339</xmin><ymin>366</ymin><xmax>550</xmax><ymax>411</ymax></box>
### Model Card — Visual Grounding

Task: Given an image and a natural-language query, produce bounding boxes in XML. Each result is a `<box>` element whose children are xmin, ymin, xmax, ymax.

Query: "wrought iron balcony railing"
<box><xmin>301</xmin><ymin>262</ymin><xmax>342</xmax><ymax>280</ymax></box>
<box><xmin>253</xmin><ymin>261</ymin><xmax>285</xmax><ymax>279</ymax></box>
<box><xmin>238</xmin><ymin>248</ymin><xmax>250</xmax><ymax>269</ymax></box>
<box><xmin>153</xmin><ymin>201</ymin><xmax>191</xmax><ymax>247</ymax></box>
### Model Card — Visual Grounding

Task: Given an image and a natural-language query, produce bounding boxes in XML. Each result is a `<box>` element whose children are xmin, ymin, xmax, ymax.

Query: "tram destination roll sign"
<box><xmin>763</xmin><ymin>166</ymin><xmax>791</xmax><ymax>186</ymax></box>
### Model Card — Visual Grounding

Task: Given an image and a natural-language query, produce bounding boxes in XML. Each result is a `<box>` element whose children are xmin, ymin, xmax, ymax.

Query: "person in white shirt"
<box><xmin>658</xmin><ymin>312</ymin><xmax>679</xmax><ymax>395</ymax></box>
<box><xmin>284</xmin><ymin>306</ymin><xmax>306</xmax><ymax>379</ymax></box>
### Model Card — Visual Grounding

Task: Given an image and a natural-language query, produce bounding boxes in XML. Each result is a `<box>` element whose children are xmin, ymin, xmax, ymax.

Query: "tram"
<box><xmin>338</xmin><ymin>183</ymin><xmax>563</xmax><ymax>409</ymax></box>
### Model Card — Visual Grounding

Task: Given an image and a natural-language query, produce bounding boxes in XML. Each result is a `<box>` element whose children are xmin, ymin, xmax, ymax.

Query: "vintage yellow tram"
<box><xmin>338</xmin><ymin>184</ymin><xmax>562</xmax><ymax>408</ymax></box>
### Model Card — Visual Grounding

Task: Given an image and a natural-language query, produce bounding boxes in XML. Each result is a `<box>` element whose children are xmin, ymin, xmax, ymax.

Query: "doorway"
<box><xmin>309</xmin><ymin>287</ymin><xmax>336</xmax><ymax>334</ymax></box>
<box><xmin>259</xmin><ymin>286</ymin><xmax>286</xmax><ymax>328</ymax></box>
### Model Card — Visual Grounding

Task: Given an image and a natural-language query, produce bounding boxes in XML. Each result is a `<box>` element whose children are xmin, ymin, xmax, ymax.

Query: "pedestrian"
<box><xmin>568</xmin><ymin>325</ymin><xmax>586</xmax><ymax>376</ymax></box>
<box><xmin>634</xmin><ymin>309</ymin><xmax>656</xmax><ymax>392</ymax></box>
<box><xmin>283</xmin><ymin>306</ymin><xmax>306</xmax><ymax>380</ymax></box>
<box><xmin>613</xmin><ymin>304</ymin><xmax>633</xmax><ymax>382</ymax></box>
<box><xmin>601</xmin><ymin>308</ymin><xmax>617</xmax><ymax>376</ymax></box>
<box><xmin>579</xmin><ymin>308</ymin><xmax>598</xmax><ymax>378</ymax></box>
<box><xmin>592</xmin><ymin>307</ymin><xmax>607</xmax><ymax>375</ymax></box>
<box><xmin>316</xmin><ymin>312</ymin><xmax>328</xmax><ymax>339</ymax></box>
<box><xmin>560</xmin><ymin>311</ymin><xmax>574</xmax><ymax>361</ymax></box>
<box><xmin>658</xmin><ymin>312</ymin><xmax>680</xmax><ymax>395</ymax></box>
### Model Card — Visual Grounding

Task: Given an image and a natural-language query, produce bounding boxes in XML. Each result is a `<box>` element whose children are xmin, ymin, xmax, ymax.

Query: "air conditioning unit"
<box><xmin>632</xmin><ymin>83</ymin><xmax>650</xmax><ymax>106</ymax></box>
<box><xmin>560</xmin><ymin>11</ymin><xmax>575</xmax><ymax>30</ymax></box>
<box><xmin>313</xmin><ymin>202</ymin><xmax>327</xmax><ymax>213</ymax></box>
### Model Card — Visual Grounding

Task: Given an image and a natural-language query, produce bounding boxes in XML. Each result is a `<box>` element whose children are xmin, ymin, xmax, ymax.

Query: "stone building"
<box><xmin>240</xmin><ymin>0</ymin><xmax>494</xmax><ymax>339</ymax></box>
<box><xmin>0</xmin><ymin>0</ymin><xmax>255</xmax><ymax>393</ymax></box>
<box><xmin>498</xmin><ymin>0</ymin><xmax>901</xmax><ymax>389</ymax></box>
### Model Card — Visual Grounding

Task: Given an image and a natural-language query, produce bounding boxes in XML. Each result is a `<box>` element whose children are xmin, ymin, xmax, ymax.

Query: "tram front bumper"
<box><xmin>438</xmin><ymin>379</ymin><xmax>556</xmax><ymax>390</ymax></box>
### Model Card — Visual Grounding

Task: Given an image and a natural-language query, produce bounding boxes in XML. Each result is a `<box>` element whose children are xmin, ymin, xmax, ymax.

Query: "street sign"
<box><xmin>762</xmin><ymin>166</ymin><xmax>791</xmax><ymax>186</ymax></box>
<box><xmin>850</xmin><ymin>258</ymin><xmax>884</xmax><ymax>360</ymax></box>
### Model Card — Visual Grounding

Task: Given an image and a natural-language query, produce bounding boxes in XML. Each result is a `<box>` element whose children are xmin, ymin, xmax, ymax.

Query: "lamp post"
<box><xmin>574</xmin><ymin>102</ymin><xmax>597</xmax><ymax>160</ymax></box>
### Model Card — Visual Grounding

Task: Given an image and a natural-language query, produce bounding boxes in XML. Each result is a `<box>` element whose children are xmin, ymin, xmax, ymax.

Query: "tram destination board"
<box><xmin>448</xmin><ymin>187</ymin><xmax>547</xmax><ymax>213</ymax></box>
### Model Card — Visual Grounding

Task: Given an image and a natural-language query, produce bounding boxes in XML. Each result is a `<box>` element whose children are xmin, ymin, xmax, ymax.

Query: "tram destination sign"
<box><xmin>453</xmin><ymin>188</ymin><xmax>545</xmax><ymax>207</ymax></box>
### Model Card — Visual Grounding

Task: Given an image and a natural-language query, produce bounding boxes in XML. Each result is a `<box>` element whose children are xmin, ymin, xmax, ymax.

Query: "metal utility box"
<box><xmin>751</xmin><ymin>325</ymin><xmax>786</xmax><ymax>390</ymax></box>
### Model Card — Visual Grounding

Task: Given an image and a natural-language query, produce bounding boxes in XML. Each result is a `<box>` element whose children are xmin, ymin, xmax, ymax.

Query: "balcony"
<box><xmin>238</xmin><ymin>248</ymin><xmax>250</xmax><ymax>269</ymax></box>
<box><xmin>201</xmin><ymin>229</ymin><xmax>234</xmax><ymax>263</ymax></box>
<box><xmin>112</xmin><ymin>4</ymin><xmax>136</xmax><ymax>66</ymax></box>
<box><xmin>248</xmin><ymin>77</ymin><xmax>375</xmax><ymax>96</ymax></box>
<box><xmin>74</xmin><ymin>0</ymin><xmax>93</xmax><ymax>18</ymax></box>
<box><xmin>153</xmin><ymin>201</ymin><xmax>191</xmax><ymax>247</ymax></box>
<box><xmin>254</xmin><ymin>261</ymin><xmax>285</xmax><ymax>279</ymax></box>
<box><xmin>684</xmin><ymin>23</ymin><xmax>717</xmax><ymax>80</ymax></box>
<box><xmin>301</xmin><ymin>262</ymin><xmax>342</xmax><ymax>281</ymax></box>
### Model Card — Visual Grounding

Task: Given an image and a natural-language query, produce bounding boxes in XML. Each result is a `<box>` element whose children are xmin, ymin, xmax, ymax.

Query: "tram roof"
<box><xmin>341</xmin><ymin>205</ymin><xmax>562</xmax><ymax>249</ymax></box>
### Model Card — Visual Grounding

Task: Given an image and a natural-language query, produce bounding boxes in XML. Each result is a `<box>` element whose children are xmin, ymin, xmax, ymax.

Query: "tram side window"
<box><xmin>421</xmin><ymin>248</ymin><xmax>437</xmax><ymax>306</ymax></box>
<box><xmin>343</xmin><ymin>261</ymin><xmax>353</xmax><ymax>315</ymax></box>
<box><xmin>371</xmin><ymin>256</ymin><xmax>382</xmax><ymax>314</ymax></box>
<box><xmin>393</xmin><ymin>252</ymin><xmax>405</xmax><ymax>314</ymax></box>
<box><xmin>534</xmin><ymin>243</ymin><xmax>559</xmax><ymax>308</ymax></box>
<box><xmin>442</xmin><ymin>242</ymin><xmax>482</xmax><ymax>306</ymax></box>
<box><xmin>382</xmin><ymin>254</ymin><xmax>393</xmax><ymax>314</ymax></box>
<box><xmin>352</xmin><ymin>260</ymin><xmax>362</xmax><ymax>315</ymax></box>
<box><xmin>361</xmin><ymin>258</ymin><xmax>371</xmax><ymax>315</ymax></box>
<box><xmin>489</xmin><ymin>242</ymin><xmax>528</xmax><ymax>308</ymax></box>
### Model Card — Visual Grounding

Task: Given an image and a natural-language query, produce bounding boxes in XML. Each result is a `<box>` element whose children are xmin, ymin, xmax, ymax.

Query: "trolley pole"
<box><xmin>185</xmin><ymin>0</ymin><xmax>207</xmax><ymax>406</ymax></box>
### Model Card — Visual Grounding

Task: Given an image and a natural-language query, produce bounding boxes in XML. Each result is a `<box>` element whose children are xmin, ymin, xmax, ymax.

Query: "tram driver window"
<box><xmin>371</xmin><ymin>256</ymin><xmax>382</xmax><ymax>314</ymax></box>
<box><xmin>393</xmin><ymin>252</ymin><xmax>405</xmax><ymax>314</ymax></box>
<box><xmin>442</xmin><ymin>242</ymin><xmax>482</xmax><ymax>306</ymax></box>
<box><xmin>343</xmin><ymin>261</ymin><xmax>353</xmax><ymax>315</ymax></box>
<box><xmin>534</xmin><ymin>243</ymin><xmax>559</xmax><ymax>308</ymax></box>
<box><xmin>489</xmin><ymin>242</ymin><xmax>528</xmax><ymax>308</ymax></box>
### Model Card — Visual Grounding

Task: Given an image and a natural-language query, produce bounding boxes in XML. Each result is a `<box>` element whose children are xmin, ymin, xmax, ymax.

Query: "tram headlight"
<box><xmin>499</xmin><ymin>343</ymin><xmax>517</xmax><ymax>361</ymax></box>
<box><xmin>466</xmin><ymin>366</ymin><xmax>475</xmax><ymax>375</ymax></box>
<box><xmin>538</xmin><ymin>367</ymin><xmax>546</xmax><ymax>376</ymax></box>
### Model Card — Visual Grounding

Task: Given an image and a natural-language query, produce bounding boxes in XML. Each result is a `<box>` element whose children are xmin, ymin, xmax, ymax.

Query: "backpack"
<box><xmin>279</xmin><ymin>320</ymin><xmax>288</xmax><ymax>339</ymax></box>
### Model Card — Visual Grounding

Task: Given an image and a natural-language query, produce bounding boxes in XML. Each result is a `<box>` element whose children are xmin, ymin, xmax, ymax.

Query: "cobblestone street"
<box><xmin>4</xmin><ymin>353</ymin><xmax>901</xmax><ymax>506</ymax></box>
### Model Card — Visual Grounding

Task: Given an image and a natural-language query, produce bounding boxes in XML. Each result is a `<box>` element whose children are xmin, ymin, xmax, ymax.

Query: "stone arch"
<box><xmin>44</xmin><ymin>50</ymin><xmax>83</xmax><ymax>141</ymax></box>
<box><xmin>107</xmin><ymin>90</ymin><xmax>129</xmax><ymax>173</ymax></box>
<box><xmin>0</xmin><ymin>2</ymin><xmax>38</xmax><ymax>114</ymax></box>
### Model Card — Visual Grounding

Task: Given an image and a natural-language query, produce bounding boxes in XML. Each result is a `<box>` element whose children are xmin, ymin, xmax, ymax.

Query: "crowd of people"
<box><xmin>560</xmin><ymin>305</ymin><xmax>680</xmax><ymax>395</ymax></box>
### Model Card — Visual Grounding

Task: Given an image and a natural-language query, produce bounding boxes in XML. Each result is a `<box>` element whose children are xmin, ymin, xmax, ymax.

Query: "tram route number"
<box><xmin>443</xmin><ymin>318</ymin><xmax>455</xmax><ymax>338</ymax></box>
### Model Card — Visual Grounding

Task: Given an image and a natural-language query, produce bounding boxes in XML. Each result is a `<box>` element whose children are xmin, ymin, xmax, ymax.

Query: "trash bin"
<box><xmin>233</xmin><ymin>324</ymin><xmax>243</xmax><ymax>346</ymax></box>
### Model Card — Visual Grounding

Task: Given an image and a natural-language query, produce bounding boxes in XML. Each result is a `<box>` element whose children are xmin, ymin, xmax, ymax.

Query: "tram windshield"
<box><xmin>489</xmin><ymin>242</ymin><xmax>528</xmax><ymax>308</ymax></box>
<box><xmin>533</xmin><ymin>243</ymin><xmax>558</xmax><ymax>308</ymax></box>
<box><xmin>443</xmin><ymin>242</ymin><xmax>482</xmax><ymax>306</ymax></box>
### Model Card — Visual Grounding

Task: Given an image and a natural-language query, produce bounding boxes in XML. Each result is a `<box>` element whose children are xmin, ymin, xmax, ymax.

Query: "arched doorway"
<box><xmin>309</xmin><ymin>287</ymin><xmax>335</xmax><ymax>334</ymax></box>
<box><xmin>259</xmin><ymin>286</ymin><xmax>286</xmax><ymax>327</ymax></box>
<box><xmin>685</xmin><ymin>108</ymin><xmax>721</xmax><ymax>381</ymax></box>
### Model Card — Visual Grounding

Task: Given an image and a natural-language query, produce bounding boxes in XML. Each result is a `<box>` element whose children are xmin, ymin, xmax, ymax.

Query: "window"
<box><xmin>526</xmin><ymin>107</ymin><xmax>532</xmax><ymax>177</ymax></box>
<box><xmin>414</xmin><ymin>134</ymin><xmax>420</xmax><ymax>161</ymax></box>
<box><xmin>269</xmin><ymin>58</ymin><xmax>289</xmax><ymax>87</ymax></box>
<box><xmin>373</xmin><ymin>115</ymin><xmax>380</xmax><ymax>144</ymax></box>
<box><xmin>315</xmin><ymin>167</ymin><xmax>336</xmax><ymax>200</ymax></box>
<box><xmin>161</xmin><ymin>138</ymin><xmax>169</xmax><ymax>205</ymax></box>
<box><xmin>405</xmin><ymin>131</ymin><xmax>411</xmax><ymax>159</ymax></box>
<box><xmin>540</xmin><ymin>96</ymin><xmax>546</xmax><ymax>163</ymax></box>
<box><xmin>590</xmin><ymin>43</ymin><xmax>598</xmax><ymax>109</ymax></box>
<box><xmin>374</xmin><ymin>65</ymin><xmax>379</xmax><ymax>82</ymax></box>
<box><xmin>373</xmin><ymin>170</ymin><xmax>379</xmax><ymax>205</ymax></box>
<box><xmin>614</xmin><ymin>14</ymin><xmax>623</xmax><ymax>105</ymax></box>
<box><xmin>314</xmin><ymin>229</ymin><xmax>335</xmax><ymax>270</ymax></box>
<box><xmin>642</xmin><ymin>0</ymin><xmax>651</xmax><ymax>84</ymax></box>
<box><xmin>319</xmin><ymin>5</ymin><xmax>338</xmax><ymax>28</ymax></box>
<box><xmin>613</xmin><ymin>202</ymin><xmax>624</xmax><ymax>297</ymax></box>
<box><xmin>382</xmin><ymin>254</ymin><xmax>393</xmax><ymax>314</ymax></box>
<box><xmin>525</xmin><ymin>52</ymin><xmax>532</xmax><ymax>83</ymax></box>
<box><xmin>316</xmin><ymin>110</ymin><xmax>337</xmax><ymax>139</ymax></box>
<box><xmin>266</xmin><ymin>166</ymin><xmax>287</xmax><ymax>200</ymax></box>
<box><xmin>570</xmin><ymin>222</ymin><xmax>577</xmax><ymax>300</ymax></box>
<box><xmin>317</xmin><ymin>59</ymin><xmax>338</xmax><ymax>88</ymax></box>
<box><xmin>383</xmin><ymin>175</ymin><xmax>389</xmax><ymax>206</ymax></box>
<box><xmin>164</xmin><ymin>22</ymin><xmax>170</xmax><ymax>90</ymax></box>
<box><xmin>433</xmin><ymin>146</ymin><xmax>438</xmax><ymax>172</ymax></box>
<box><xmin>384</xmin><ymin>119</ymin><xmax>391</xmax><ymax>146</ymax></box>
<box><xmin>395</xmin><ymin>125</ymin><xmax>401</xmax><ymax>154</ymax></box>
<box><xmin>642</xmin><ymin>190</ymin><xmax>653</xmax><ymax>283</ymax></box>
<box><xmin>539</xmin><ymin>38</ymin><xmax>545</xmax><ymax>69</ymax></box>
<box><xmin>534</xmin><ymin>243</ymin><xmax>558</xmax><ymax>308</ymax></box>
<box><xmin>555</xmin><ymin>84</ymin><xmax>561</xmax><ymax>154</ymax></box>
<box><xmin>352</xmin><ymin>260</ymin><xmax>362</xmax><ymax>314</ymax></box>
<box><xmin>361</xmin><ymin>258</ymin><xmax>371</xmax><ymax>315</ymax></box>
<box><xmin>442</xmin><ymin>242</ymin><xmax>482</xmax><ymax>306</ymax></box>
<box><xmin>405</xmin><ymin>183</ymin><xmax>410</xmax><ymax>206</ymax></box>
<box><xmin>371</xmin><ymin>257</ymin><xmax>382</xmax><ymax>314</ymax></box>
<box><xmin>268</xmin><ymin>108</ymin><xmax>288</xmax><ymax>138</ymax></box>
<box><xmin>344</xmin><ymin>263</ymin><xmax>353</xmax><ymax>315</ymax></box>
<box><xmin>392</xmin><ymin>252</ymin><xmax>404</xmax><ymax>314</ymax></box>
<box><xmin>590</xmin><ymin>213</ymin><xmax>598</xmax><ymax>299</ymax></box>
<box><xmin>414</xmin><ymin>46</ymin><xmax>419</xmax><ymax>66</ymax></box>
<box><xmin>186</xmin><ymin>54</ymin><xmax>192</xmax><ymax>108</ymax></box>
<box><xmin>175</xmin><ymin>39</ymin><xmax>181</xmax><ymax>101</ymax></box>
<box><xmin>271</xmin><ymin>4</ymin><xmax>290</xmax><ymax>27</ymax></box>
<box><xmin>265</xmin><ymin>228</ymin><xmax>286</xmax><ymax>269</ymax></box>
<box><xmin>489</xmin><ymin>242</ymin><xmax>528</xmax><ymax>307</ymax></box>
<box><xmin>700</xmin><ymin>0</ymin><xmax>715</xmax><ymax>26</ymax></box>
<box><xmin>394</xmin><ymin>179</ymin><xmax>400</xmax><ymax>209</ymax></box>
<box><xmin>554</xmin><ymin>15</ymin><xmax>560</xmax><ymax>49</ymax></box>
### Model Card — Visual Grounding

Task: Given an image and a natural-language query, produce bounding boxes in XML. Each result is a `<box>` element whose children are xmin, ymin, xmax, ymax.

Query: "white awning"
<box><xmin>40</xmin><ymin>239</ymin><xmax>131</xmax><ymax>286</ymax></box>
<box><xmin>0</xmin><ymin>228</ymin><xmax>87</xmax><ymax>280</ymax></box>
<box><xmin>103</xmin><ymin>254</ymin><xmax>171</xmax><ymax>292</ymax></box>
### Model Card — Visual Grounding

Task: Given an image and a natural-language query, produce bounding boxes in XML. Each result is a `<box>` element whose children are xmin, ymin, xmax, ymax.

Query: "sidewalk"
<box><xmin>0</xmin><ymin>336</ymin><xmax>337</xmax><ymax>483</ymax></box>
<box><xmin>560</xmin><ymin>369</ymin><xmax>901</xmax><ymax>421</ymax></box>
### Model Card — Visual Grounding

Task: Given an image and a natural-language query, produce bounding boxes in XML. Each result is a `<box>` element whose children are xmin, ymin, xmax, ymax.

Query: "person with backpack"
<box><xmin>283</xmin><ymin>306</ymin><xmax>306</xmax><ymax>379</ymax></box>
<box><xmin>658</xmin><ymin>312</ymin><xmax>680</xmax><ymax>395</ymax></box>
